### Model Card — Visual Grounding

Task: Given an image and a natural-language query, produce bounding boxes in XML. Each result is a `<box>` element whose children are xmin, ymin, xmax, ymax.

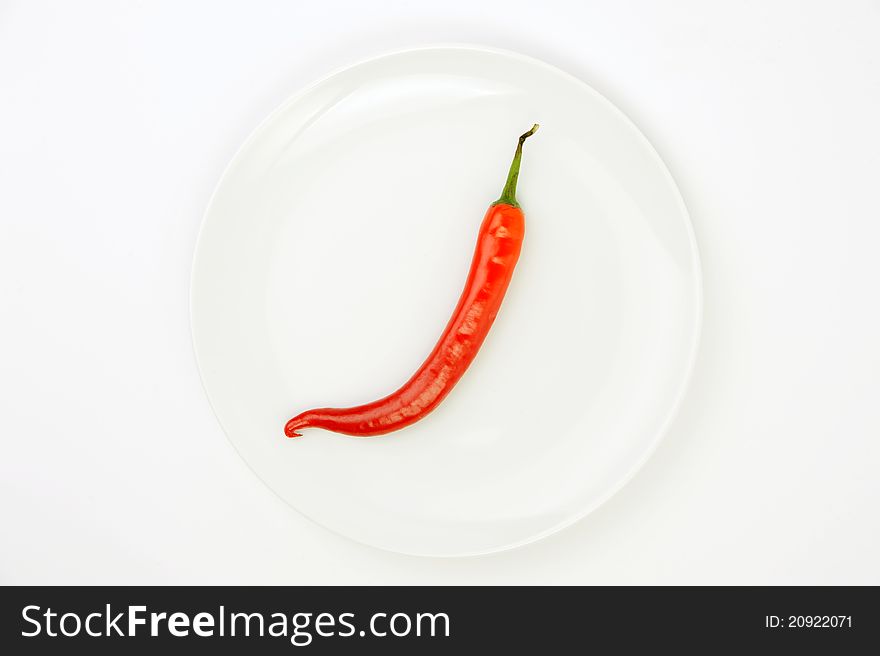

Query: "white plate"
<box><xmin>191</xmin><ymin>45</ymin><xmax>701</xmax><ymax>556</ymax></box>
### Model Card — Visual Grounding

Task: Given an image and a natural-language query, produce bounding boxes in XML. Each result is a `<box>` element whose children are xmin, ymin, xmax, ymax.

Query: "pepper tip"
<box><xmin>285</xmin><ymin>418</ymin><xmax>305</xmax><ymax>438</ymax></box>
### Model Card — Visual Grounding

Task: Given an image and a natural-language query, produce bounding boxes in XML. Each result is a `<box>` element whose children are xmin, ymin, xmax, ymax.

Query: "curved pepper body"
<box><xmin>285</xmin><ymin>124</ymin><xmax>538</xmax><ymax>438</ymax></box>
<box><xmin>285</xmin><ymin>204</ymin><xmax>524</xmax><ymax>437</ymax></box>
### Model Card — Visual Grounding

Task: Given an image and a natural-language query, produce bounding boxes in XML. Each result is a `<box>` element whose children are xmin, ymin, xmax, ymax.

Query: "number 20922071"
<box><xmin>765</xmin><ymin>615</ymin><xmax>852</xmax><ymax>628</ymax></box>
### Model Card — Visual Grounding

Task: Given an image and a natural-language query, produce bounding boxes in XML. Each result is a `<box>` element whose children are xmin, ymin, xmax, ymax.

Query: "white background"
<box><xmin>1</xmin><ymin>0</ymin><xmax>878</xmax><ymax>584</ymax></box>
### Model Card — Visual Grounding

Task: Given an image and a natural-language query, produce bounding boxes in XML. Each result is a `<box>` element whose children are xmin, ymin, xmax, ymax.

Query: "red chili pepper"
<box><xmin>285</xmin><ymin>124</ymin><xmax>539</xmax><ymax>437</ymax></box>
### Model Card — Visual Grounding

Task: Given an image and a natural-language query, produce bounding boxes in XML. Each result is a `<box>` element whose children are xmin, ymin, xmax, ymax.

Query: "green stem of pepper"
<box><xmin>493</xmin><ymin>123</ymin><xmax>539</xmax><ymax>208</ymax></box>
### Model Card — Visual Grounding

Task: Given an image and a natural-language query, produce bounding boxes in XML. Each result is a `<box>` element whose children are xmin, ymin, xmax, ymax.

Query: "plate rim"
<box><xmin>189</xmin><ymin>43</ymin><xmax>703</xmax><ymax>557</ymax></box>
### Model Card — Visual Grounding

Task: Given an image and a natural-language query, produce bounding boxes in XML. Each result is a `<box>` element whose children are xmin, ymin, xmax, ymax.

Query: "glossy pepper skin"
<box><xmin>285</xmin><ymin>124</ymin><xmax>538</xmax><ymax>438</ymax></box>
